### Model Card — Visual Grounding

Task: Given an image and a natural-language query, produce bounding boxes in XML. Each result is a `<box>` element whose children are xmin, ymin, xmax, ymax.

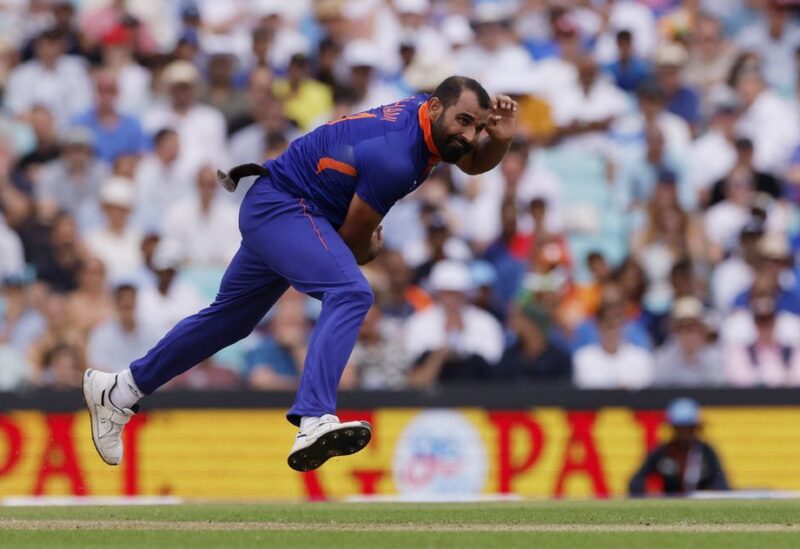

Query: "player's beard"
<box><xmin>431</xmin><ymin>116</ymin><xmax>474</xmax><ymax>164</ymax></box>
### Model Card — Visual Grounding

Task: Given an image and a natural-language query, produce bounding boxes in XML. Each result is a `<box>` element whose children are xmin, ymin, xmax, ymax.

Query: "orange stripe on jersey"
<box><xmin>326</xmin><ymin>112</ymin><xmax>377</xmax><ymax>125</ymax></box>
<box><xmin>316</xmin><ymin>157</ymin><xmax>358</xmax><ymax>177</ymax></box>
<box><xmin>417</xmin><ymin>101</ymin><xmax>441</xmax><ymax>160</ymax></box>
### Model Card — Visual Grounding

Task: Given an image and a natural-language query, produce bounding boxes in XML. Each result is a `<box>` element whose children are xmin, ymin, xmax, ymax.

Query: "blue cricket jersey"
<box><xmin>264</xmin><ymin>94</ymin><xmax>441</xmax><ymax>228</ymax></box>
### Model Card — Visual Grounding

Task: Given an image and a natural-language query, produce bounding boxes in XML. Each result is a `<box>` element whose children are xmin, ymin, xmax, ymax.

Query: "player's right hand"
<box><xmin>368</xmin><ymin>225</ymin><xmax>384</xmax><ymax>261</ymax></box>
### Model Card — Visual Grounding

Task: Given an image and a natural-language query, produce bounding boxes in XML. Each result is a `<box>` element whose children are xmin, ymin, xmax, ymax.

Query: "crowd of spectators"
<box><xmin>2</xmin><ymin>0</ymin><xmax>800</xmax><ymax>392</ymax></box>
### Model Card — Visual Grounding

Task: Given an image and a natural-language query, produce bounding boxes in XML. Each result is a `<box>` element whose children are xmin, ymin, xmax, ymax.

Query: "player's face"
<box><xmin>430</xmin><ymin>92</ymin><xmax>488</xmax><ymax>164</ymax></box>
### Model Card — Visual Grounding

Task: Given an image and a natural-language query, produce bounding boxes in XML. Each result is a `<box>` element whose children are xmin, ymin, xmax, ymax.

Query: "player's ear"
<box><xmin>428</xmin><ymin>97</ymin><xmax>443</xmax><ymax>120</ymax></box>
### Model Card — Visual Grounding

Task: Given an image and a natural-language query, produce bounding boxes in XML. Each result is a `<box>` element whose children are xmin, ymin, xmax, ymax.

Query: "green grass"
<box><xmin>2</xmin><ymin>500</ymin><xmax>800</xmax><ymax>549</ymax></box>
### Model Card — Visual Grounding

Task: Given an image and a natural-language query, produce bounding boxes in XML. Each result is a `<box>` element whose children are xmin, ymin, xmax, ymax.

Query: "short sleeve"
<box><xmin>354</xmin><ymin>137</ymin><xmax>414</xmax><ymax>216</ymax></box>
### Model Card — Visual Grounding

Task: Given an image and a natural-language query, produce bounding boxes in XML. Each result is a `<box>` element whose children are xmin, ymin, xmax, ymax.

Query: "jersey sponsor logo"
<box><xmin>381</xmin><ymin>98</ymin><xmax>412</xmax><ymax>123</ymax></box>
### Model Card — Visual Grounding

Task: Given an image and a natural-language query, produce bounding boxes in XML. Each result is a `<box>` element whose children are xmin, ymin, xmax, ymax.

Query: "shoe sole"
<box><xmin>82</xmin><ymin>370</ymin><xmax>118</xmax><ymax>466</ymax></box>
<box><xmin>287</xmin><ymin>422</ymin><xmax>372</xmax><ymax>472</ymax></box>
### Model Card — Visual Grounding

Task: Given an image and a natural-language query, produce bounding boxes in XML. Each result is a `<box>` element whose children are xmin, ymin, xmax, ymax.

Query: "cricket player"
<box><xmin>83</xmin><ymin>76</ymin><xmax>518</xmax><ymax>472</ymax></box>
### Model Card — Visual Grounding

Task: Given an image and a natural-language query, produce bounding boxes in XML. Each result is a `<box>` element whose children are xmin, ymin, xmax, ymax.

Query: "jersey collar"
<box><xmin>417</xmin><ymin>101</ymin><xmax>442</xmax><ymax>161</ymax></box>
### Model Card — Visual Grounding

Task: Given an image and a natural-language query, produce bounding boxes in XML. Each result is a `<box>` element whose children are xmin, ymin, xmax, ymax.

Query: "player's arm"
<box><xmin>456</xmin><ymin>95</ymin><xmax>518</xmax><ymax>175</ymax></box>
<box><xmin>338</xmin><ymin>194</ymin><xmax>384</xmax><ymax>265</ymax></box>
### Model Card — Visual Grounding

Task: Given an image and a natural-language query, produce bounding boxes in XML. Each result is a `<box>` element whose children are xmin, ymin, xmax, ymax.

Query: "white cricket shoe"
<box><xmin>82</xmin><ymin>369</ymin><xmax>137</xmax><ymax>466</ymax></box>
<box><xmin>288</xmin><ymin>414</ymin><xmax>372</xmax><ymax>472</ymax></box>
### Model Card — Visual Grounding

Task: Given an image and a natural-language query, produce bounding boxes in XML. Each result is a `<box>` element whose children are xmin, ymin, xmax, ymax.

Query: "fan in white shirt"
<box><xmin>84</xmin><ymin>177</ymin><xmax>143</xmax><ymax>283</ymax></box>
<box><xmin>733</xmin><ymin>64</ymin><xmax>800</xmax><ymax>176</ymax></box>
<box><xmin>133</xmin><ymin>128</ymin><xmax>194</xmax><ymax>232</ymax></box>
<box><xmin>143</xmin><ymin>61</ymin><xmax>228</xmax><ymax>185</ymax></box>
<box><xmin>161</xmin><ymin>165</ymin><xmax>239</xmax><ymax>269</ymax></box>
<box><xmin>136</xmin><ymin>242</ymin><xmax>205</xmax><ymax>337</ymax></box>
<box><xmin>405</xmin><ymin>260</ymin><xmax>505</xmax><ymax>388</ymax></box>
<box><xmin>574</xmin><ymin>304</ymin><xmax>656</xmax><ymax>389</ymax></box>
<box><xmin>5</xmin><ymin>28</ymin><xmax>91</xmax><ymax>128</ymax></box>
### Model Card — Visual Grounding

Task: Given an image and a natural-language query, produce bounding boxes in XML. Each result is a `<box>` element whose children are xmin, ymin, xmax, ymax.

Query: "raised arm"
<box><xmin>456</xmin><ymin>95</ymin><xmax>518</xmax><ymax>176</ymax></box>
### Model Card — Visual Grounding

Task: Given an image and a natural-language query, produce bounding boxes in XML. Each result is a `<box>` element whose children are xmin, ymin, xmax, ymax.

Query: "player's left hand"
<box><xmin>486</xmin><ymin>95</ymin><xmax>518</xmax><ymax>143</ymax></box>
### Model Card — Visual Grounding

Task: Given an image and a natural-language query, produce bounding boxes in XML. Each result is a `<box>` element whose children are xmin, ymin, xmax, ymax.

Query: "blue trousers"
<box><xmin>129</xmin><ymin>179</ymin><xmax>374</xmax><ymax>425</ymax></box>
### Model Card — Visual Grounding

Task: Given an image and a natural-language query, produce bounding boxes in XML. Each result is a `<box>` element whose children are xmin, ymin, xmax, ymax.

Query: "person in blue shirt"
<box><xmin>82</xmin><ymin>76</ymin><xmax>518</xmax><ymax>472</ymax></box>
<box><xmin>605</xmin><ymin>30</ymin><xmax>651</xmax><ymax>93</ymax></box>
<box><xmin>71</xmin><ymin>70</ymin><xmax>148</xmax><ymax>164</ymax></box>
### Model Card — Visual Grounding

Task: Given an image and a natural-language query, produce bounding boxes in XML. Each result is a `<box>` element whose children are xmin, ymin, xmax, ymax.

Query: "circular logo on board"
<box><xmin>393</xmin><ymin>410</ymin><xmax>487</xmax><ymax>497</ymax></box>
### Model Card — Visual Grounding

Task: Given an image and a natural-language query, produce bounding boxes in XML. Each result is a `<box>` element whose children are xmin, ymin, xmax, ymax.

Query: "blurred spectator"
<box><xmin>496</xmin><ymin>297</ymin><xmax>572</xmax><ymax>383</ymax></box>
<box><xmin>29</xmin><ymin>211</ymin><xmax>85</xmax><ymax>293</ymax></box>
<box><xmin>35</xmin><ymin>127</ymin><xmax>109</xmax><ymax>226</ymax></box>
<box><xmin>686</xmin><ymin>94</ymin><xmax>738</xmax><ymax>207</ymax></box>
<box><xmin>202</xmin><ymin>53</ymin><xmax>250</xmax><ymax>131</ymax></box>
<box><xmin>572</xmin><ymin>281</ymin><xmax>652</xmax><ymax>352</ymax></box>
<box><xmin>348</xmin><ymin>303</ymin><xmax>411</xmax><ymax>390</ymax></box>
<box><xmin>653</xmin><ymin>42</ymin><xmax>700</xmax><ymax>128</ymax></box>
<box><xmin>605</xmin><ymin>29</ymin><xmax>651</xmax><ymax>93</ymax></box>
<box><xmin>161</xmin><ymin>165</ymin><xmax>239</xmax><ymax>269</ymax></box>
<box><xmin>27</xmin><ymin>292</ymin><xmax>85</xmax><ymax>388</ymax></box>
<box><xmin>133</xmin><ymin>128</ymin><xmax>192</xmax><ymax>231</ymax></box>
<box><xmin>683</xmin><ymin>14</ymin><xmax>738</xmax><ymax>99</ymax></box>
<box><xmin>708</xmin><ymin>138</ymin><xmax>782</xmax><ymax>208</ymax></box>
<box><xmin>653</xmin><ymin>297</ymin><xmax>724</xmax><ymax>387</ymax></box>
<box><xmin>406</xmin><ymin>211</ymin><xmax>471</xmax><ymax>283</ymax></box>
<box><xmin>84</xmin><ymin>177</ymin><xmax>143</xmax><ymax>281</ymax></box>
<box><xmin>732</xmin><ymin>59</ymin><xmax>800</xmax><ymax>176</ymax></box>
<box><xmin>573</xmin><ymin>301</ymin><xmax>656</xmax><ymax>389</ymax></box>
<box><xmin>735</xmin><ymin>0</ymin><xmax>800</xmax><ymax>93</ymax></box>
<box><xmin>342</xmin><ymin>39</ymin><xmax>404</xmax><ymax>113</ymax></box>
<box><xmin>405</xmin><ymin>260</ymin><xmax>504</xmax><ymax>387</ymax></box>
<box><xmin>143</xmin><ymin>60</ymin><xmax>228</xmax><ymax>181</ymax></box>
<box><xmin>67</xmin><ymin>257</ymin><xmax>113</xmax><ymax>335</ymax></box>
<box><xmin>137</xmin><ymin>242</ymin><xmax>204</xmax><ymax>336</ymax></box>
<box><xmin>376</xmin><ymin>250</ymin><xmax>431</xmax><ymax>319</ymax></box>
<box><xmin>629</xmin><ymin>398</ymin><xmax>729</xmax><ymax>496</ymax></box>
<box><xmin>551</xmin><ymin>55</ymin><xmax>628</xmax><ymax>154</ymax></box>
<box><xmin>98</xmin><ymin>23</ymin><xmax>152</xmax><ymax>117</ymax></box>
<box><xmin>0</xmin><ymin>213</ymin><xmax>23</xmax><ymax>279</ymax></box>
<box><xmin>271</xmin><ymin>53</ymin><xmax>333</xmax><ymax>132</ymax></box>
<box><xmin>725</xmin><ymin>296</ymin><xmax>800</xmax><ymax>387</ymax></box>
<box><xmin>710</xmin><ymin>220</ymin><xmax>763</xmax><ymax>312</ymax></box>
<box><xmin>88</xmin><ymin>283</ymin><xmax>159</xmax><ymax>374</ymax></box>
<box><xmin>730</xmin><ymin>232</ymin><xmax>800</xmax><ymax>314</ymax></box>
<box><xmin>14</xmin><ymin>105</ymin><xmax>61</xmax><ymax>179</ymax></box>
<box><xmin>72</xmin><ymin>70</ymin><xmax>148</xmax><ymax>164</ymax></box>
<box><xmin>244</xmin><ymin>289</ymin><xmax>309</xmax><ymax>391</ymax></box>
<box><xmin>5</xmin><ymin>28</ymin><xmax>91</xmax><ymax>128</ymax></box>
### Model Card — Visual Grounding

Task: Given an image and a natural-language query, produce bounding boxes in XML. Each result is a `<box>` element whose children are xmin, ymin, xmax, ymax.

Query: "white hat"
<box><xmin>757</xmin><ymin>232</ymin><xmax>791</xmax><ymax>260</ymax></box>
<box><xmin>343</xmin><ymin>39</ymin><xmax>381</xmax><ymax>68</ymax></box>
<box><xmin>253</xmin><ymin>0</ymin><xmax>286</xmax><ymax>17</ymax></box>
<box><xmin>403</xmin><ymin>50</ymin><xmax>455</xmax><ymax>92</ymax></box>
<box><xmin>654</xmin><ymin>42</ymin><xmax>689</xmax><ymax>67</ymax></box>
<box><xmin>671</xmin><ymin>296</ymin><xmax>704</xmax><ymax>322</ymax></box>
<box><xmin>162</xmin><ymin>60</ymin><xmax>200</xmax><ymax>86</ymax></box>
<box><xmin>430</xmin><ymin>260</ymin><xmax>472</xmax><ymax>293</ymax></box>
<box><xmin>442</xmin><ymin>15</ymin><xmax>474</xmax><ymax>46</ymax></box>
<box><xmin>100</xmin><ymin>177</ymin><xmax>135</xmax><ymax>209</ymax></box>
<box><xmin>394</xmin><ymin>0</ymin><xmax>429</xmax><ymax>15</ymax></box>
<box><xmin>151</xmin><ymin>240</ymin><xmax>184</xmax><ymax>271</ymax></box>
<box><xmin>472</xmin><ymin>2</ymin><xmax>513</xmax><ymax>25</ymax></box>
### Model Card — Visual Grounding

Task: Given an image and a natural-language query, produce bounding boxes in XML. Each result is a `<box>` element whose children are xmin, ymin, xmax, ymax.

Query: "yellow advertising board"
<box><xmin>0</xmin><ymin>406</ymin><xmax>798</xmax><ymax>499</ymax></box>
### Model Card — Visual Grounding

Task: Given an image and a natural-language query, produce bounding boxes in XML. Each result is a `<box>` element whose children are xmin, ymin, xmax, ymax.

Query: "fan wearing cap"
<box><xmin>405</xmin><ymin>260</ymin><xmax>505</xmax><ymax>388</ymax></box>
<box><xmin>629</xmin><ymin>398</ymin><xmax>729</xmax><ymax>496</ymax></box>
<box><xmin>653</xmin><ymin>298</ymin><xmax>724</xmax><ymax>387</ymax></box>
<box><xmin>143</xmin><ymin>60</ymin><xmax>228</xmax><ymax>179</ymax></box>
<box><xmin>82</xmin><ymin>75</ymin><xmax>517</xmax><ymax>473</ymax></box>
<box><xmin>725</xmin><ymin>296</ymin><xmax>800</xmax><ymax>387</ymax></box>
<box><xmin>710</xmin><ymin>219</ymin><xmax>763</xmax><ymax>312</ymax></box>
<box><xmin>653</xmin><ymin>42</ymin><xmax>700</xmax><ymax>128</ymax></box>
<box><xmin>83</xmin><ymin>177</ymin><xmax>143</xmax><ymax>283</ymax></box>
